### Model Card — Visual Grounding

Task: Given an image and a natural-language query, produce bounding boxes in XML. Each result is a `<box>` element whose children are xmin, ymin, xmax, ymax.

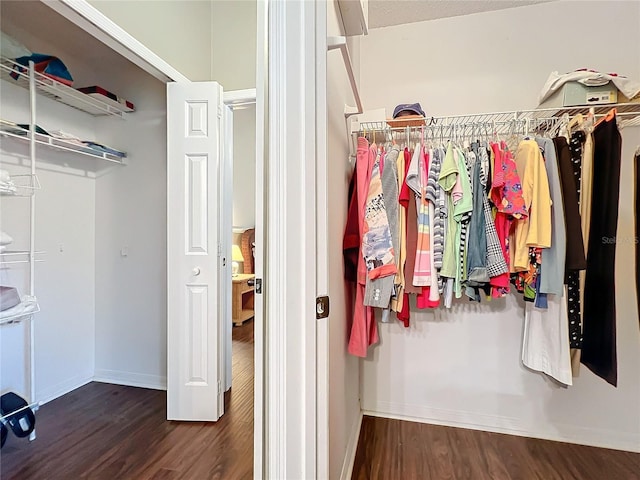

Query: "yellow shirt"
<box><xmin>511</xmin><ymin>140</ymin><xmax>552</xmax><ymax>271</ymax></box>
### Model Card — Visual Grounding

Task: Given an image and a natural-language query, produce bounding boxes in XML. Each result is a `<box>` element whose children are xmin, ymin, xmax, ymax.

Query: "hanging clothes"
<box><xmin>391</xmin><ymin>145</ymin><xmax>407</xmax><ymax>314</ymax></box>
<box><xmin>347</xmin><ymin>137</ymin><xmax>378</xmax><ymax>358</ymax></box>
<box><xmin>413</xmin><ymin>147</ymin><xmax>432</xmax><ymax>287</ymax></box>
<box><xmin>478</xmin><ymin>143</ymin><xmax>508</xmax><ymax>282</ymax></box>
<box><xmin>398</xmin><ymin>148</ymin><xmax>414</xmax><ymax>326</ymax></box>
<box><xmin>522</xmin><ymin>285</ymin><xmax>573</xmax><ymax>386</ymax></box>
<box><xmin>554</xmin><ymin>135</ymin><xmax>588</xmax><ymax>374</ymax></box>
<box><xmin>466</xmin><ymin>145</ymin><xmax>488</xmax><ymax>284</ymax></box>
<box><xmin>489</xmin><ymin>142</ymin><xmax>527</xmax><ymax>295</ymax></box>
<box><xmin>554</xmin><ymin>137</ymin><xmax>587</xmax><ymax>271</ymax></box>
<box><xmin>578</xmin><ymin>129</ymin><xmax>595</xmax><ymax>331</ymax></box>
<box><xmin>377</xmin><ymin>146</ymin><xmax>400</xmax><ymax>323</ymax></box>
<box><xmin>363</xmin><ymin>147</ymin><xmax>398</xmax><ymax>308</ymax></box>
<box><xmin>416</xmin><ymin>148</ymin><xmax>440</xmax><ymax>309</ymax></box>
<box><xmin>536</xmin><ymin>137</ymin><xmax>566</xmax><ymax>295</ymax></box>
<box><xmin>426</xmin><ymin>147</ymin><xmax>445</xmax><ymax>301</ymax></box>
<box><xmin>511</xmin><ymin>139</ymin><xmax>552</xmax><ymax>272</ymax></box>
<box><xmin>582</xmin><ymin>113</ymin><xmax>622</xmax><ymax>387</ymax></box>
<box><xmin>438</xmin><ymin>144</ymin><xmax>460</xmax><ymax>291</ymax></box>
<box><xmin>403</xmin><ymin>146</ymin><xmax>422</xmax><ymax>295</ymax></box>
<box><xmin>567</xmin><ymin>130</ymin><xmax>588</xmax><ymax>372</ymax></box>
<box><xmin>454</xmin><ymin>147</ymin><xmax>473</xmax><ymax>298</ymax></box>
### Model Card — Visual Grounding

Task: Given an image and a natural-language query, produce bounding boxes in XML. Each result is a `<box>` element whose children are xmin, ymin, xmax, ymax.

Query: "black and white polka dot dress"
<box><xmin>567</xmin><ymin>131</ymin><xmax>586</xmax><ymax>349</ymax></box>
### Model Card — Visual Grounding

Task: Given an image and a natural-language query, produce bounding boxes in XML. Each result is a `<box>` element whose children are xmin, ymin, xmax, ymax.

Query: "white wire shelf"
<box><xmin>0</xmin><ymin>57</ymin><xmax>130</xmax><ymax>118</ymax></box>
<box><xmin>0</xmin><ymin>127</ymin><xmax>126</xmax><ymax>165</ymax></box>
<box><xmin>355</xmin><ymin>102</ymin><xmax>640</xmax><ymax>134</ymax></box>
<box><xmin>0</xmin><ymin>251</ymin><xmax>46</xmax><ymax>265</ymax></box>
<box><xmin>0</xmin><ymin>299</ymin><xmax>40</xmax><ymax>326</ymax></box>
<box><xmin>0</xmin><ymin>173</ymin><xmax>41</xmax><ymax>197</ymax></box>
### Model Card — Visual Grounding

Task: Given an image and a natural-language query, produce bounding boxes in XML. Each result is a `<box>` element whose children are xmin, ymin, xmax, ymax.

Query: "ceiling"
<box><xmin>368</xmin><ymin>0</ymin><xmax>554</xmax><ymax>29</ymax></box>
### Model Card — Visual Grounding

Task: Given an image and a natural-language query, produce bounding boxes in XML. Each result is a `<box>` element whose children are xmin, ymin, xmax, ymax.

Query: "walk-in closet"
<box><xmin>325</xmin><ymin>1</ymin><xmax>640</xmax><ymax>478</ymax></box>
<box><xmin>0</xmin><ymin>0</ymin><xmax>174</xmax><ymax>443</ymax></box>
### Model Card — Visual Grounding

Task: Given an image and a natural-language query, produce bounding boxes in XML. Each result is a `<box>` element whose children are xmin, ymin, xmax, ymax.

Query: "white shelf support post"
<box><xmin>28</xmin><ymin>60</ymin><xmax>37</xmax><ymax>441</ymax></box>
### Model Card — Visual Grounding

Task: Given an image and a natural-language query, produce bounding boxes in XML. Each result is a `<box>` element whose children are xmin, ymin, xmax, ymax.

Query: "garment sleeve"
<box><xmin>527</xmin><ymin>145</ymin><xmax>552</xmax><ymax>248</ymax></box>
<box><xmin>438</xmin><ymin>145</ymin><xmax>459</xmax><ymax>192</ymax></box>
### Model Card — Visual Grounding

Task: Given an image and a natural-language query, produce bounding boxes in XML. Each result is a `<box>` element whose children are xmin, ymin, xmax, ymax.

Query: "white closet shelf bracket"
<box><xmin>327</xmin><ymin>36</ymin><xmax>363</xmax><ymax>116</ymax></box>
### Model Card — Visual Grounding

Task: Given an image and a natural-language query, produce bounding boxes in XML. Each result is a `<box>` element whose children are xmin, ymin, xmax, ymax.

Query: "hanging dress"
<box><xmin>581</xmin><ymin>112</ymin><xmax>622</xmax><ymax>387</ymax></box>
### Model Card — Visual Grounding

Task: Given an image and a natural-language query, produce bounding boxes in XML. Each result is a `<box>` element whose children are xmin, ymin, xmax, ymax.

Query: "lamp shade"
<box><xmin>232</xmin><ymin>244</ymin><xmax>245</xmax><ymax>262</ymax></box>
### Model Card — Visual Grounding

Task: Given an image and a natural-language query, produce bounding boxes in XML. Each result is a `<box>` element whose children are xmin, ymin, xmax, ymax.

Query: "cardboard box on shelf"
<box><xmin>538</xmin><ymin>81</ymin><xmax>618</xmax><ymax>109</ymax></box>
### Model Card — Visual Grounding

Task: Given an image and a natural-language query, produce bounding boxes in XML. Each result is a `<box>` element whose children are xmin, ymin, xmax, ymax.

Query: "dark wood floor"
<box><xmin>0</xmin><ymin>320</ymin><xmax>254</xmax><ymax>480</ymax></box>
<box><xmin>352</xmin><ymin>416</ymin><xmax>640</xmax><ymax>480</ymax></box>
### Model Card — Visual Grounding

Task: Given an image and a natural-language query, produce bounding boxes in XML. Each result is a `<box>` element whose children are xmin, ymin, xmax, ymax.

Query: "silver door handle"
<box><xmin>192</xmin><ymin>267</ymin><xmax>201</xmax><ymax>276</ymax></box>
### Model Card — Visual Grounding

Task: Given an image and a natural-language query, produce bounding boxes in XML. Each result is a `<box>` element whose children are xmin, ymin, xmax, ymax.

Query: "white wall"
<box><xmin>358</xmin><ymin>0</ymin><xmax>640</xmax><ymax>452</ymax></box>
<box><xmin>326</xmin><ymin>3</ymin><xmax>363</xmax><ymax>479</ymax></box>
<box><xmin>211</xmin><ymin>0</ymin><xmax>257</xmax><ymax>90</ymax></box>
<box><xmin>0</xmin><ymin>81</ymin><xmax>96</xmax><ymax>403</ymax></box>
<box><xmin>233</xmin><ymin>105</ymin><xmax>256</xmax><ymax>229</ymax></box>
<box><xmin>93</xmin><ymin>0</ymin><xmax>257</xmax><ymax>86</ymax></box>
<box><xmin>93</xmin><ymin>64</ymin><xmax>167</xmax><ymax>389</ymax></box>
<box><xmin>89</xmin><ymin>0</ymin><xmax>213</xmax><ymax>81</ymax></box>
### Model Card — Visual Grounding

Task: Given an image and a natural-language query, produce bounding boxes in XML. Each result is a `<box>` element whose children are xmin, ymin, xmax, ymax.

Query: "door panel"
<box><xmin>167</xmin><ymin>81</ymin><xmax>224</xmax><ymax>421</ymax></box>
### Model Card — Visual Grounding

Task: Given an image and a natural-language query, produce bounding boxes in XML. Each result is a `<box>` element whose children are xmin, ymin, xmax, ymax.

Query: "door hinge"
<box><xmin>255</xmin><ymin>278</ymin><xmax>262</xmax><ymax>294</ymax></box>
<box><xmin>217</xmin><ymin>105</ymin><xmax>223</xmax><ymax>119</ymax></box>
<box><xmin>316</xmin><ymin>296</ymin><xmax>330</xmax><ymax>319</ymax></box>
<box><xmin>217</xmin><ymin>380</ymin><xmax>221</xmax><ymax>395</ymax></box>
<box><xmin>217</xmin><ymin>244</ymin><xmax>222</xmax><ymax>257</ymax></box>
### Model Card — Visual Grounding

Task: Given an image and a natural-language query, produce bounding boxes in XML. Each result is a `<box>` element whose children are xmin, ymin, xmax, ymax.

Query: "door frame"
<box><xmin>259</xmin><ymin>0</ymin><xmax>323</xmax><ymax>477</ymax></box>
<box><xmin>221</xmin><ymin>90</ymin><xmax>257</xmax><ymax>395</ymax></box>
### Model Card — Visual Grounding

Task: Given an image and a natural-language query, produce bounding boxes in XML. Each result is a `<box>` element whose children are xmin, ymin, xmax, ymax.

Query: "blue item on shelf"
<box><xmin>12</xmin><ymin>54</ymin><xmax>73</xmax><ymax>86</ymax></box>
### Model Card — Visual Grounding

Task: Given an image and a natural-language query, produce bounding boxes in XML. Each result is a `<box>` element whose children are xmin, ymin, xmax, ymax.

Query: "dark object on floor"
<box><xmin>1</xmin><ymin>422</ymin><xmax>7</xmax><ymax>448</ymax></box>
<box><xmin>0</xmin><ymin>392</ymin><xmax>36</xmax><ymax>438</ymax></box>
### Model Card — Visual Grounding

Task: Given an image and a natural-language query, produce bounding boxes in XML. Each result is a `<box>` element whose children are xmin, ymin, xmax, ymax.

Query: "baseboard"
<box><xmin>340</xmin><ymin>410</ymin><xmax>364</xmax><ymax>480</ymax></box>
<box><xmin>93</xmin><ymin>369</ymin><xmax>167</xmax><ymax>391</ymax></box>
<box><xmin>363</xmin><ymin>401</ymin><xmax>640</xmax><ymax>453</ymax></box>
<box><xmin>38</xmin><ymin>374</ymin><xmax>93</xmax><ymax>405</ymax></box>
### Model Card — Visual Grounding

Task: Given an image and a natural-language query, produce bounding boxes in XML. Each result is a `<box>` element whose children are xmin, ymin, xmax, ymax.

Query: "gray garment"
<box><xmin>405</xmin><ymin>143</ymin><xmax>421</xmax><ymax>195</ymax></box>
<box><xmin>427</xmin><ymin>148</ymin><xmax>445</xmax><ymax>270</ymax></box>
<box><xmin>385</xmin><ymin>146</ymin><xmax>401</xmax><ymax>271</ymax></box>
<box><xmin>466</xmin><ymin>144</ymin><xmax>489</xmax><ymax>283</ymax></box>
<box><xmin>365</xmin><ymin>146</ymin><xmax>400</xmax><ymax>310</ymax></box>
<box><xmin>536</xmin><ymin>137</ymin><xmax>566</xmax><ymax>295</ymax></box>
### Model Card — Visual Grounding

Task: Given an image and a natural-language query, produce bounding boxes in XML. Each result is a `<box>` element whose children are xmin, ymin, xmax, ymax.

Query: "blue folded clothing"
<box><xmin>81</xmin><ymin>141</ymin><xmax>126</xmax><ymax>158</ymax></box>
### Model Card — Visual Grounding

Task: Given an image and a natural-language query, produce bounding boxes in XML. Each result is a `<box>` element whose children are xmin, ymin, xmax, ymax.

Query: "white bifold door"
<box><xmin>167</xmin><ymin>81</ymin><xmax>225</xmax><ymax>421</ymax></box>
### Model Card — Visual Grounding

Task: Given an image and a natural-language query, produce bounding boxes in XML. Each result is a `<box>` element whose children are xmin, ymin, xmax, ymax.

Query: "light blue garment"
<box><xmin>536</xmin><ymin>137</ymin><xmax>566</xmax><ymax>295</ymax></box>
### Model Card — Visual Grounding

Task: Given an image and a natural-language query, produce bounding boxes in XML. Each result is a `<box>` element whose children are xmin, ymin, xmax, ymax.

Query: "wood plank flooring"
<box><xmin>352</xmin><ymin>416</ymin><xmax>640</xmax><ymax>480</ymax></box>
<box><xmin>0</xmin><ymin>321</ymin><xmax>254</xmax><ymax>480</ymax></box>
